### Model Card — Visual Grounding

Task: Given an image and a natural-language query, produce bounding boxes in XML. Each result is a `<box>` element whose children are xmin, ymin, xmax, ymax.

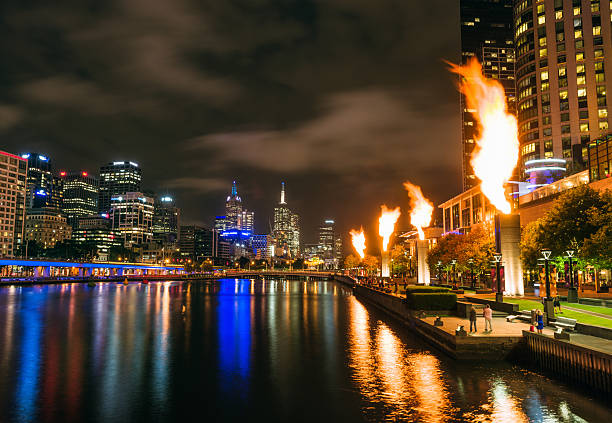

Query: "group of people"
<box><xmin>468</xmin><ymin>304</ymin><xmax>493</xmax><ymax>333</ymax></box>
<box><xmin>468</xmin><ymin>305</ymin><xmax>546</xmax><ymax>334</ymax></box>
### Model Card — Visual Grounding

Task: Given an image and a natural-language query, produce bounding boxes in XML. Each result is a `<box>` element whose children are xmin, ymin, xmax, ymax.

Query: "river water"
<box><xmin>0</xmin><ymin>279</ymin><xmax>610</xmax><ymax>422</ymax></box>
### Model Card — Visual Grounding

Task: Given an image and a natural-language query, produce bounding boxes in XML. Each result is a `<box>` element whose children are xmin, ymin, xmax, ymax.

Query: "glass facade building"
<box><xmin>98</xmin><ymin>161</ymin><xmax>142</xmax><ymax>213</ymax></box>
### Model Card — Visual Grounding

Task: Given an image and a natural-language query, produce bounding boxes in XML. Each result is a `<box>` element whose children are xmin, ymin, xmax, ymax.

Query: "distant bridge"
<box><xmin>223</xmin><ymin>270</ymin><xmax>337</xmax><ymax>280</ymax></box>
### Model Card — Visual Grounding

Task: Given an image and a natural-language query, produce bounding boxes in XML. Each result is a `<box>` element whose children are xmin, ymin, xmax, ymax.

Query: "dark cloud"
<box><xmin>0</xmin><ymin>0</ymin><xmax>462</xmax><ymax>245</ymax></box>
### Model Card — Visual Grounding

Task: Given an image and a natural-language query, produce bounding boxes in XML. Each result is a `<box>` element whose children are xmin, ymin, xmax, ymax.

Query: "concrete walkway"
<box><xmin>421</xmin><ymin>315</ymin><xmax>555</xmax><ymax>338</ymax></box>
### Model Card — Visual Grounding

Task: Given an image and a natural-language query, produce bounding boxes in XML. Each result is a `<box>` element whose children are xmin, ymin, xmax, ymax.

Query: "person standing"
<box><xmin>536</xmin><ymin>309</ymin><xmax>544</xmax><ymax>334</ymax></box>
<box><xmin>469</xmin><ymin>306</ymin><xmax>477</xmax><ymax>333</ymax></box>
<box><xmin>483</xmin><ymin>304</ymin><xmax>493</xmax><ymax>332</ymax></box>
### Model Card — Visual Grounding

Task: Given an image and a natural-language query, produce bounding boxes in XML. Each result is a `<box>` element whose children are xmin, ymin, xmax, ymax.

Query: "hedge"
<box><xmin>406</xmin><ymin>292</ymin><xmax>457</xmax><ymax>310</ymax></box>
<box><xmin>405</xmin><ymin>286</ymin><xmax>451</xmax><ymax>294</ymax></box>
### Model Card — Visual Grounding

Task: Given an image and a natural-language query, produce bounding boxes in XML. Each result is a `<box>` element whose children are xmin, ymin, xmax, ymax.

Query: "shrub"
<box><xmin>405</xmin><ymin>286</ymin><xmax>451</xmax><ymax>294</ymax></box>
<box><xmin>406</xmin><ymin>292</ymin><xmax>457</xmax><ymax>310</ymax></box>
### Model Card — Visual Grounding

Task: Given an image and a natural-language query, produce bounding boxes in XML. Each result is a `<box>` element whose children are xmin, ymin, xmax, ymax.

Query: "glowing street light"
<box><xmin>541</xmin><ymin>248</ymin><xmax>555</xmax><ymax>319</ymax></box>
<box><xmin>566</xmin><ymin>249</ymin><xmax>577</xmax><ymax>302</ymax></box>
<box><xmin>493</xmin><ymin>253</ymin><xmax>503</xmax><ymax>303</ymax></box>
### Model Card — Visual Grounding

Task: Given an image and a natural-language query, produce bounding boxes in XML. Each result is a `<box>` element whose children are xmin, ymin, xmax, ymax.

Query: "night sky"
<box><xmin>0</xmin><ymin>1</ymin><xmax>461</xmax><ymax>248</ymax></box>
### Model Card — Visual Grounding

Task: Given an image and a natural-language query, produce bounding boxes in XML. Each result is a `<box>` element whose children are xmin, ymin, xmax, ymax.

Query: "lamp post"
<box><xmin>436</xmin><ymin>260</ymin><xmax>442</xmax><ymax>283</ymax></box>
<box><xmin>408</xmin><ymin>254</ymin><xmax>413</xmax><ymax>278</ymax></box>
<box><xmin>541</xmin><ymin>248</ymin><xmax>555</xmax><ymax>320</ymax></box>
<box><xmin>493</xmin><ymin>253</ymin><xmax>503</xmax><ymax>303</ymax></box>
<box><xmin>468</xmin><ymin>258</ymin><xmax>475</xmax><ymax>290</ymax></box>
<box><xmin>566</xmin><ymin>249</ymin><xmax>578</xmax><ymax>303</ymax></box>
<box><xmin>451</xmin><ymin>259</ymin><xmax>457</xmax><ymax>289</ymax></box>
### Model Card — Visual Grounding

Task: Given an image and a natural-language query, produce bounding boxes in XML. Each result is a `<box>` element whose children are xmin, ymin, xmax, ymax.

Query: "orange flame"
<box><xmin>350</xmin><ymin>228</ymin><xmax>366</xmax><ymax>259</ymax></box>
<box><xmin>378</xmin><ymin>205</ymin><xmax>401</xmax><ymax>252</ymax></box>
<box><xmin>403</xmin><ymin>181</ymin><xmax>434</xmax><ymax>240</ymax></box>
<box><xmin>450</xmin><ymin>58</ymin><xmax>518</xmax><ymax>214</ymax></box>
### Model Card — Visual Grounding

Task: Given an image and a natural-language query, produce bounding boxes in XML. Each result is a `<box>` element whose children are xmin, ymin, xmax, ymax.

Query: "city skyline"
<box><xmin>0</xmin><ymin>1</ymin><xmax>462</xmax><ymax>246</ymax></box>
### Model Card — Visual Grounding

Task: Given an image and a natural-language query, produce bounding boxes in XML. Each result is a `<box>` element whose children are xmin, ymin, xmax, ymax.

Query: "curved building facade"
<box><xmin>515</xmin><ymin>0</ymin><xmax>612</xmax><ymax>180</ymax></box>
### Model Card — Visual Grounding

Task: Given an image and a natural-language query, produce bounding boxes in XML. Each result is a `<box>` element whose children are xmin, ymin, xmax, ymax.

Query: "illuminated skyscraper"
<box><xmin>21</xmin><ymin>152</ymin><xmax>62</xmax><ymax>209</ymax></box>
<box><xmin>460</xmin><ymin>0</ymin><xmax>515</xmax><ymax>190</ymax></box>
<box><xmin>110</xmin><ymin>192</ymin><xmax>154</xmax><ymax>246</ymax></box>
<box><xmin>98</xmin><ymin>161</ymin><xmax>142</xmax><ymax>213</ymax></box>
<box><xmin>60</xmin><ymin>171</ymin><xmax>99</xmax><ymax>228</ymax></box>
<box><xmin>153</xmin><ymin>195</ymin><xmax>180</xmax><ymax>247</ymax></box>
<box><xmin>225</xmin><ymin>180</ymin><xmax>243</xmax><ymax>230</ymax></box>
<box><xmin>0</xmin><ymin>150</ymin><xmax>27</xmax><ymax>257</ymax></box>
<box><xmin>273</xmin><ymin>182</ymin><xmax>300</xmax><ymax>257</ymax></box>
<box><xmin>514</xmin><ymin>0</ymin><xmax>612</xmax><ymax>181</ymax></box>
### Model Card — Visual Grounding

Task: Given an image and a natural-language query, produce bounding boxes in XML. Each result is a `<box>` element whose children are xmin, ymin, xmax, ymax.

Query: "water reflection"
<box><xmin>0</xmin><ymin>279</ymin><xmax>609</xmax><ymax>422</ymax></box>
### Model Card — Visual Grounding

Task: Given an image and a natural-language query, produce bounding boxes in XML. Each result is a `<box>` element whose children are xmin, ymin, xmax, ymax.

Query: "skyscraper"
<box><xmin>225</xmin><ymin>180</ymin><xmax>242</xmax><ymax>230</ymax></box>
<box><xmin>318</xmin><ymin>219</ymin><xmax>335</xmax><ymax>260</ymax></box>
<box><xmin>460</xmin><ymin>0</ymin><xmax>515</xmax><ymax>190</ymax></box>
<box><xmin>514</xmin><ymin>0</ymin><xmax>612</xmax><ymax>181</ymax></box>
<box><xmin>153</xmin><ymin>195</ymin><xmax>180</xmax><ymax>247</ymax></box>
<box><xmin>0</xmin><ymin>150</ymin><xmax>27</xmax><ymax>257</ymax></box>
<box><xmin>110</xmin><ymin>192</ymin><xmax>154</xmax><ymax>246</ymax></box>
<box><xmin>21</xmin><ymin>152</ymin><xmax>62</xmax><ymax>209</ymax></box>
<box><xmin>98</xmin><ymin>161</ymin><xmax>142</xmax><ymax>213</ymax></box>
<box><xmin>60</xmin><ymin>171</ymin><xmax>99</xmax><ymax>228</ymax></box>
<box><xmin>273</xmin><ymin>182</ymin><xmax>300</xmax><ymax>257</ymax></box>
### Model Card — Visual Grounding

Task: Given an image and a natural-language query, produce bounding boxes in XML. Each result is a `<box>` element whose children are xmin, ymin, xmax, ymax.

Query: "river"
<box><xmin>0</xmin><ymin>279</ymin><xmax>610</xmax><ymax>422</ymax></box>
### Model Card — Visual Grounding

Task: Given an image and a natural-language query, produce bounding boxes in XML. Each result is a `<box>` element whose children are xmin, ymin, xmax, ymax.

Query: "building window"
<box><xmin>594</xmin><ymin>49</ymin><xmax>604</xmax><ymax>58</ymax></box>
<box><xmin>598</xmin><ymin>108</ymin><xmax>608</xmax><ymax>118</ymax></box>
<box><xmin>599</xmin><ymin>121</ymin><xmax>609</xmax><ymax>130</ymax></box>
<box><xmin>579</xmin><ymin>110</ymin><xmax>589</xmax><ymax>119</ymax></box>
<box><xmin>580</xmin><ymin>122</ymin><xmax>589</xmax><ymax>132</ymax></box>
<box><xmin>561</xmin><ymin>113</ymin><xmax>570</xmax><ymax>122</ymax></box>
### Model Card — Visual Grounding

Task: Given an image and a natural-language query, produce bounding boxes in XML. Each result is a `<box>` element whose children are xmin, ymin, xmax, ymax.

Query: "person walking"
<box><xmin>483</xmin><ymin>304</ymin><xmax>493</xmax><ymax>332</ymax></box>
<box><xmin>536</xmin><ymin>309</ymin><xmax>544</xmax><ymax>334</ymax></box>
<box><xmin>554</xmin><ymin>296</ymin><xmax>561</xmax><ymax>313</ymax></box>
<box><xmin>469</xmin><ymin>305</ymin><xmax>477</xmax><ymax>333</ymax></box>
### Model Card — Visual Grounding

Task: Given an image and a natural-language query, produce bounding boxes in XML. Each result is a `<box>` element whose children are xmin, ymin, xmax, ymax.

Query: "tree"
<box><xmin>362</xmin><ymin>255</ymin><xmax>380</xmax><ymax>276</ymax></box>
<box><xmin>520</xmin><ymin>185</ymin><xmax>611</xmax><ymax>267</ymax></box>
<box><xmin>344</xmin><ymin>254</ymin><xmax>360</xmax><ymax>269</ymax></box>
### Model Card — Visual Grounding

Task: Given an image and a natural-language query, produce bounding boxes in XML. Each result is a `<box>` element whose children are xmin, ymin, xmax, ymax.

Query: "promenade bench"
<box><xmin>552</xmin><ymin>316</ymin><xmax>577</xmax><ymax>331</ymax></box>
<box><xmin>506</xmin><ymin>310</ymin><xmax>532</xmax><ymax>323</ymax></box>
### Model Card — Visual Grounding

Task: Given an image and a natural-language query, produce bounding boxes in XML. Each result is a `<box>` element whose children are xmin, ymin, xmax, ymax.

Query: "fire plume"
<box><xmin>378</xmin><ymin>205</ymin><xmax>401</xmax><ymax>252</ymax></box>
<box><xmin>450</xmin><ymin>58</ymin><xmax>518</xmax><ymax>214</ymax></box>
<box><xmin>403</xmin><ymin>181</ymin><xmax>434</xmax><ymax>240</ymax></box>
<box><xmin>350</xmin><ymin>228</ymin><xmax>366</xmax><ymax>259</ymax></box>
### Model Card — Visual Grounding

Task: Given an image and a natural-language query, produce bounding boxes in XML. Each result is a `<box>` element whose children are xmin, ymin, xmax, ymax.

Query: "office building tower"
<box><xmin>73</xmin><ymin>215</ymin><xmax>121</xmax><ymax>260</ymax></box>
<box><xmin>24</xmin><ymin>208</ymin><xmax>72</xmax><ymax>249</ymax></box>
<box><xmin>318</xmin><ymin>219</ymin><xmax>335</xmax><ymax>260</ymax></box>
<box><xmin>179</xmin><ymin>225</ymin><xmax>219</xmax><ymax>260</ymax></box>
<box><xmin>515</xmin><ymin>0</ymin><xmax>612</xmax><ymax>181</ymax></box>
<box><xmin>60</xmin><ymin>171</ymin><xmax>99</xmax><ymax>228</ymax></box>
<box><xmin>240</xmin><ymin>210</ymin><xmax>255</xmax><ymax>232</ymax></box>
<box><xmin>215</xmin><ymin>215</ymin><xmax>228</xmax><ymax>231</ymax></box>
<box><xmin>98</xmin><ymin>161</ymin><xmax>142</xmax><ymax>213</ymax></box>
<box><xmin>273</xmin><ymin>182</ymin><xmax>300</xmax><ymax>257</ymax></box>
<box><xmin>153</xmin><ymin>195</ymin><xmax>180</xmax><ymax>246</ymax></box>
<box><xmin>21</xmin><ymin>152</ymin><xmax>62</xmax><ymax>209</ymax></box>
<box><xmin>252</xmin><ymin>234</ymin><xmax>274</xmax><ymax>260</ymax></box>
<box><xmin>460</xmin><ymin>0</ymin><xmax>515</xmax><ymax>190</ymax></box>
<box><xmin>110</xmin><ymin>192</ymin><xmax>154</xmax><ymax>246</ymax></box>
<box><xmin>225</xmin><ymin>180</ymin><xmax>243</xmax><ymax>230</ymax></box>
<box><xmin>0</xmin><ymin>151</ymin><xmax>28</xmax><ymax>257</ymax></box>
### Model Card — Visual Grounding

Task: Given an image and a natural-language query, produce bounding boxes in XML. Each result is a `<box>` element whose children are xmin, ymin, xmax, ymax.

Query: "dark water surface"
<box><xmin>0</xmin><ymin>279</ymin><xmax>610</xmax><ymax>422</ymax></box>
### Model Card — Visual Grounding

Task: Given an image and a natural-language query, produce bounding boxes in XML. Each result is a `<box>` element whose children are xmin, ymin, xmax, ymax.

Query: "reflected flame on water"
<box><xmin>488</xmin><ymin>380</ymin><xmax>528</xmax><ymax>423</ymax></box>
<box><xmin>406</xmin><ymin>353</ymin><xmax>451</xmax><ymax>423</ymax></box>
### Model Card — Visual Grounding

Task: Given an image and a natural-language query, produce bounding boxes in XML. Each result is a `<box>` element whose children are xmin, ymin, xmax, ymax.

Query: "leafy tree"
<box><xmin>344</xmin><ymin>254</ymin><xmax>360</xmax><ymax>269</ymax></box>
<box><xmin>362</xmin><ymin>255</ymin><xmax>380</xmax><ymax>276</ymax></box>
<box><xmin>293</xmin><ymin>258</ymin><xmax>305</xmax><ymax>269</ymax></box>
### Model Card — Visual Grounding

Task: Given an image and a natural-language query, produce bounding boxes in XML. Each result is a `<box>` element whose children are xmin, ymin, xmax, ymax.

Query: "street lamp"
<box><xmin>436</xmin><ymin>260</ymin><xmax>442</xmax><ymax>282</ymax></box>
<box><xmin>493</xmin><ymin>253</ymin><xmax>503</xmax><ymax>303</ymax></box>
<box><xmin>566</xmin><ymin>249</ymin><xmax>577</xmax><ymax>302</ymax></box>
<box><xmin>541</xmin><ymin>248</ymin><xmax>555</xmax><ymax>320</ymax></box>
<box><xmin>468</xmin><ymin>258</ymin><xmax>475</xmax><ymax>289</ymax></box>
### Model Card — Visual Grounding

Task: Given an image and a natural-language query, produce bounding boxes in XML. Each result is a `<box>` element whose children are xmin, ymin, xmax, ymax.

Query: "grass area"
<box><xmin>504</xmin><ymin>298</ymin><xmax>612</xmax><ymax>329</ymax></box>
<box><xmin>560</xmin><ymin>302</ymin><xmax>612</xmax><ymax>317</ymax></box>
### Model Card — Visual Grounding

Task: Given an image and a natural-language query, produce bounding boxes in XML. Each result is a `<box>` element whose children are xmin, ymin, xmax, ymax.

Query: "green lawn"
<box><xmin>504</xmin><ymin>298</ymin><xmax>612</xmax><ymax>329</ymax></box>
<box><xmin>560</xmin><ymin>302</ymin><xmax>612</xmax><ymax>317</ymax></box>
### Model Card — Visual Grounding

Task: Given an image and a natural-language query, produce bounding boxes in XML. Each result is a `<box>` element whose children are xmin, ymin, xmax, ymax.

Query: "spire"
<box><xmin>231</xmin><ymin>180</ymin><xmax>238</xmax><ymax>196</ymax></box>
<box><xmin>280</xmin><ymin>182</ymin><xmax>286</xmax><ymax>204</ymax></box>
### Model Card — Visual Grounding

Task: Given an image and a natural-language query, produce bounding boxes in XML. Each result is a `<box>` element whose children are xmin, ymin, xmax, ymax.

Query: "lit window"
<box><xmin>544</xmin><ymin>151</ymin><xmax>554</xmax><ymax>158</ymax></box>
<box><xmin>599</xmin><ymin>121</ymin><xmax>609</xmax><ymax>130</ymax></box>
<box><xmin>599</xmin><ymin>108</ymin><xmax>608</xmax><ymax>118</ymax></box>
<box><xmin>558</xmin><ymin>66</ymin><xmax>566</xmax><ymax>77</ymax></box>
<box><xmin>593</xmin><ymin>26</ymin><xmax>601</xmax><ymax>35</ymax></box>
<box><xmin>540</xmin><ymin>48</ymin><xmax>548</xmax><ymax>58</ymax></box>
<box><xmin>595</xmin><ymin>49</ymin><xmax>604</xmax><ymax>58</ymax></box>
<box><xmin>574</xmin><ymin>6</ymin><xmax>581</xmax><ymax>15</ymax></box>
<box><xmin>556</xmin><ymin>10</ymin><xmax>563</xmax><ymax>19</ymax></box>
<box><xmin>577</xmin><ymin>75</ymin><xmax>586</xmax><ymax>85</ymax></box>
<box><xmin>577</xmin><ymin>64</ymin><xmax>585</xmax><ymax>74</ymax></box>
<box><xmin>580</xmin><ymin>122</ymin><xmax>589</xmax><ymax>132</ymax></box>
<box><xmin>539</xmin><ymin>37</ymin><xmax>547</xmax><ymax>47</ymax></box>
<box><xmin>575</xmin><ymin>29</ymin><xmax>582</xmax><ymax>38</ymax></box>
<box><xmin>538</xmin><ymin>15</ymin><xmax>546</xmax><ymax>25</ymax></box>
<box><xmin>541</xmin><ymin>70</ymin><xmax>549</xmax><ymax>81</ymax></box>
<box><xmin>578</xmin><ymin>88</ymin><xmax>587</xmax><ymax>97</ymax></box>
<box><xmin>576</xmin><ymin>52</ymin><xmax>584</xmax><ymax>61</ymax></box>
<box><xmin>559</xmin><ymin>90</ymin><xmax>568</xmax><ymax>100</ymax></box>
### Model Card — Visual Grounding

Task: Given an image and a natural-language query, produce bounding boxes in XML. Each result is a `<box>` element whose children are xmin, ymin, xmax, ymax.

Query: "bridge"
<box><xmin>222</xmin><ymin>270</ymin><xmax>336</xmax><ymax>280</ymax></box>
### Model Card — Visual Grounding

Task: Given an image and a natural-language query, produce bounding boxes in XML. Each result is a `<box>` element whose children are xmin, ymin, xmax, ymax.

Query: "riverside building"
<box><xmin>514</xmin><ymin>0</ymin><xmax>612</xmax><ymax>182</ymax></box>
<box><xmin>273</xmin><ymin>182</ymin><xmax>300</xmax><ymax>258</ymax></box>
<box><xmin>24</xmin><ymin>208</ymin><xmax>72</xmax><ymax>249</ymax></box>
<box><xmin>109</xmin><ymin>192</ymin><xmax>154</xmax><ymax>246</ymax></box>
<box><xmin>0</xmin><ymin>151</ymin><xmax>28</xmax><ymax>257</ymax></box>
<box><xmin>21</xmin><ymin>152</ymin><xmax>63</xmax><ymax>210</ymax></box>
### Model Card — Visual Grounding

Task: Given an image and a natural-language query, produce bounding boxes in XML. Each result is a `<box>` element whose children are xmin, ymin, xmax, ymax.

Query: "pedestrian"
<box><xmin>536</xmin><ymin>309</ymin><xmax>544</xmax><ymax>334</ymax></box>
<box><xmin>554</xmin><ymin>296</ymin><xmax>561</xmax><ymax>313</ymax></box>
<box><xmin>483</xmin><ymin>304</ymin><xmax>493</xmax><ymax>332</ymax></box>
<box><xmin>469</xmin><ymin>305</ymin><xmax>477</xmax><ymax>333</ymax></box>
